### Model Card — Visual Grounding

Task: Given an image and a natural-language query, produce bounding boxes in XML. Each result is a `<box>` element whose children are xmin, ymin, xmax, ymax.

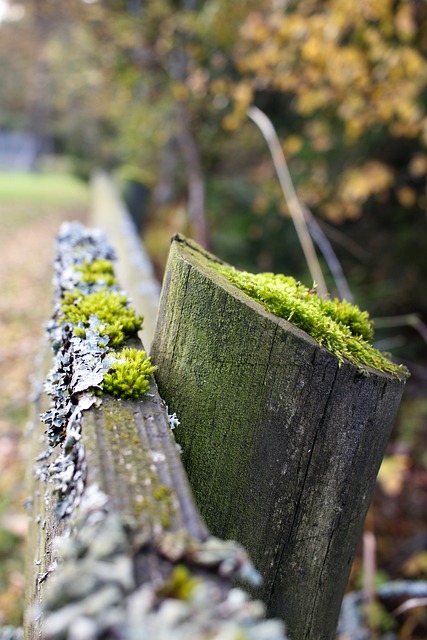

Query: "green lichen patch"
<box><xmin>102</xmin><ymin>348</ymin><xmax>157</xmax><ymax>399</ymax></box>
<box><xmin>217</xmin><ymin>265</ymin><xmax>408</xmax><ymax>378</ymax></box>
<box><xmin>157</xmin><ymin>565</ymin><xmax>201</xmax><ymax>601</ymax></box>
<box><xmin>61</xmin><ymin>290</ymin><xmax>143</xmax><ymax>347</ymax></box>
<box><xmin>75</xmin><ymin>258</ymin><xmax>117</xmax><ymax>287</ymax></box>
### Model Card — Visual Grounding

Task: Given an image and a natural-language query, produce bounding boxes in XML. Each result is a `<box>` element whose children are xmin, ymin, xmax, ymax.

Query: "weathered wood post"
<box><xmin>151</xmin><ymin>235</ymin><xmax>408</xmax><ymax>640</ymax></box>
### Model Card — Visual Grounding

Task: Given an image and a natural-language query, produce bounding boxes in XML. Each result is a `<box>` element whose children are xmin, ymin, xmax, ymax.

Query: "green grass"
<box><xmin>0</xmin><ymin>171</ymin><xmax>88</xmax><ymax>205</ymax></box>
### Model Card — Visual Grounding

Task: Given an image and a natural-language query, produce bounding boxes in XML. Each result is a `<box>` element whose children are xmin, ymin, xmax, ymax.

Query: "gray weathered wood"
<box><xmin>89</xmin><ymin>171</ymin><xmax>160</xmax><ymax>352</ymax></box>
<box><xmin>82</xmin><ymin>380</ymin><xmax>208</xmax><ymax>543</ymax></box>
<box><xmin>151</xmin><ymin>234</ymin><xmax>407</xmax><ymax>640</ymax></box>
<box><xmin>24</xmin><ymin>222</ymin><xmax>286</xmax><ymax>640</ymax></box>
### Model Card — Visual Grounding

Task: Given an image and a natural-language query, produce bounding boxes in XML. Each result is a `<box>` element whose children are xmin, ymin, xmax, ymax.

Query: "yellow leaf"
<box><xmin>222</xmin><ymin>113</ymin><xmax>240</xmax><ymax>131</ymax></box>
<box><xmin>409</xmin><ymin>154</ymin><xmax>427</xmax><ymax>178</ymax></box>
<box><xmin>397</xmin><ymin>186</ymin><xmax>417</xmax><ymax>208</ymax></box>
<box><xmin>322</xmin><ymin>202</ymin><xmax>344</xmax><ymax>222</ymax></box>
<box><xmin>232</xmin><ymin>82</ymin><xmax>254</xmax><ymax>109</ymax></box>
<box><xmin>395</xmin><ymin>4</ymin><xmax>417</xmax><ymax>42</ymax></box>
<box><xmin>283</xmin><ymin>135</ymin><xmax>304</xmax><ymax>158</ymax></box>
<box><xmin>404</xmin><ymin>551</ymin><xmax>427</xmax><ymax>578</ymax></box>
<box><xmin>339</xmin><ymin>161</ymin><xmax>394</xmax><ymax>204</ymax></box>
<box><xmin>377</xmin><ymin>454</ymin><xmax>409</xmax><ymax>497</ymax></box>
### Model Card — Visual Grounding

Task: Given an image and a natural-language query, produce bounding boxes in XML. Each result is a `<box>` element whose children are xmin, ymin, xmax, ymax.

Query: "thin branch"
<box><xmin>393</xmin><ymin>597</ymin><xmax>427</xmax><ymax>617</ymax></box>
<box><xmin>303</xmin><ymin>206</ymin><xmax>354</xmax><ymax>302</ymax></box>
<box><xmin>362</xmin><ymin>530</ymin><xmax>377</xmax><ymax>632</ymax></box>
<box><xmin>247</xmin><ymin>106</ymin><xmax>328</xmax><ymax>297</ymax></box>
<box><xmin>374</xmin><ymin>314</ymin><xmax>427</xmax><ymax>344</ymax></box>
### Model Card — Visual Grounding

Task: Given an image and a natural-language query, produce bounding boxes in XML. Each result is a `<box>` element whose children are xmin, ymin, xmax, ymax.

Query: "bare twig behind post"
<box><xmin>303</xmin><ymin>206</ymin><xmax>354</xmax><ymax>302</ymax></box>
<box><xmin>248</xmin><ymin>106</ymin><xmax>328</xmax><ymax>297</ymax></box>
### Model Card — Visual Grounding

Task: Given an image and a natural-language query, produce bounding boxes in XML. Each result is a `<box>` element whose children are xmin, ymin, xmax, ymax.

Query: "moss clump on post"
<box><xmin>61</xmin><ymin>289</ymin><xmax>143</xmax><ymax>347</ymax></box>
<box><xmin>157</xmin><ymin>565</ymin><xmax>201</xmax><ymax>601</ymax></box>
<box><xmin>59</xmin><ymin>280</ymin><xmax>155</xmax><ymax>401</ymax></box>
<box><xmin>102</xmin><ymin>347</ymin><xmax>157</xmax><ymax>399</ymax></box>
<box><xmin>217</xmin><ymin>265</ymin><xmax>408</xmax><ymax>378</ymax></box>
<box><xmin>75</xmin><ymin>258</ymin><xmax>117</xmax><ymax>286</ymax></box>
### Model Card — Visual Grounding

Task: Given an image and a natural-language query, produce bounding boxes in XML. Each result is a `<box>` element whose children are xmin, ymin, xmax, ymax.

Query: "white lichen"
<box><xmin>40</xmin><ymin>486</ymin><xmax>287</xmax><ymax>640</ymax></box>
<box><xmin>168</xmin><ymin>412</ymin><xmax>180</xmax><ymax>431</ymax></box>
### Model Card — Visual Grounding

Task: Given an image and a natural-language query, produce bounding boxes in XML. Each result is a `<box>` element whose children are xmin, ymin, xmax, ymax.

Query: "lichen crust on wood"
<box><xmin>151</xmin><ymin>234</ymin><xmax>408</xmax><ymax>640</ymax></box>
<box><xmin>26</xmin><ymin>223</ymin><xmax>288</xmax><ymax>640</ymax></box>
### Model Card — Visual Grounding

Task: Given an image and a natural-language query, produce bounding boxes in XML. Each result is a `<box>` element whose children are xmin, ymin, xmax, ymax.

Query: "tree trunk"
<box><xmin>175</xmin><ymin>102</ymin><xmax>209</xmax><ymax>249</ymax></box>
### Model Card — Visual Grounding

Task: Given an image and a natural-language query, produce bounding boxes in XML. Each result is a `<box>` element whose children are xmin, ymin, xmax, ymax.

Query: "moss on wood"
<box><xmin>75</xmin><ymin>258</ymin><xmax>118</xmax><ymax>286</ymax></box>
<box><xmin>61</xmin><ymin>289</ymin><xmax>143</xmax><ymax>348</ymax></box>
<box><xmin>102</xmin><ymin>347</ymin><xmax>157</xmax><ymax>399</ymax></box>
<box><xmin>27</xmin><ymin>223</ymin><xmax>288</xmax><ymax>640</ymax></box>
<box><xmin>216</xmin><ymin>264</ymin><xmax>409</xmax><ymax>378</ymax></box>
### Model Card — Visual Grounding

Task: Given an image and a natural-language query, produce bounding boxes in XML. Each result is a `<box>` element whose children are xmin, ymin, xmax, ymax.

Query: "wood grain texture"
<box><xmin>151</xmin><ymin>235</ymin><xmax>407</xmax><ymax>640</ymax></box>
<box><xmin>82</xmin><ymin>382</ymin><xmax>208</xmax><ymax>543</ymax></box>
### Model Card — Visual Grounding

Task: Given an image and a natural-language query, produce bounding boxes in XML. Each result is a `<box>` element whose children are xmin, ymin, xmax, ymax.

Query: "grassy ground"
<box><xmin>0</xmin><ymin>171</ymin><xmax>88</xmax><ymax>625</ymax></box>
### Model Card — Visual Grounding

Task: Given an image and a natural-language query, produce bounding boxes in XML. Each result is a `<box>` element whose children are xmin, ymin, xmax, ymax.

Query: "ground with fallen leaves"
<box><xmin>0</xmin><ymin>178</ymin><xmax>88</xmax><ymax>625</ymax></box>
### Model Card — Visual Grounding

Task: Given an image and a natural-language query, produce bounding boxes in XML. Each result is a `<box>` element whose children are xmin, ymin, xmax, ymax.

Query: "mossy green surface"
<box><xmin>217</xmin><ymin>264</ymin><xmax>408</xmax><ymax>378</ymax></box>
<box><xmin>58</xmin><ymin>257</ymin><xmax>156</xmax><ymax>401</ymax></box>
<box><xmin>157</xmin><ymin>565</ymin><xmax>201</xmax><ymax>601</ymax></box>
<box><xmin>75</xmin><ymin>258</ymin><xmax>117</xmax><ymax>286</ymax></box>
<box><xmin>102</xmin><ymin>348</ymin><xmax>157</xmax><ymax>399</ymax></box>
<box><xmin>61</xmin><ymin>289</ymin><xmax>143</xmax><ymax>347</ymax></box>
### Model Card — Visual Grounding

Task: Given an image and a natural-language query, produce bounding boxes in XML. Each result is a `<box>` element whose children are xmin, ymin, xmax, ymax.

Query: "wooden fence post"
<box><xmin>151</xmin><ymin>235</ymin><xmax>408</xmax><ymax>640</ymax></box>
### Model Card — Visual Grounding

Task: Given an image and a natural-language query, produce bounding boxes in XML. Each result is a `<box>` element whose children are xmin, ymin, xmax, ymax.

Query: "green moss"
<box><xmin>102</xmin><ymin>348</ymin><xmax>157</xmax><ymax>399</ymax></box>
<box><xmin>73</xmin><ymin>326</ymin><xmax>87</xmax><ymax>339</ymax></box>
<box><xmin>61</xmin><ymin>289</ymin><xmax>143</xmax><ymax>347</ymax></box>
<box><xmin>75</xmin><ymin>258</ymin><xmax>117</xmax><ymax>286</ymax></box>
<box><xmin>157</xmin><ymin>565</ymin><xmax>201</xmax><ymax>601</ymax></box>
<box><xmin>153</xmin><ymin>485</ymin><xmax>173</xmax><ymax>501</ymax></box>
<box><xmin>217</xmin><ymin>265</ymin><xmax>408</xmax><ymax>378</ymax></box>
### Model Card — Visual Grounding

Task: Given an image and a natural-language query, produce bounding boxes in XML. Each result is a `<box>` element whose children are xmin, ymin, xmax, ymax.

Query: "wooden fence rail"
<box><xmin>24</xmin><ymin>176</ymin><xmax>286</xmax><ymax>640</ymax></box>
<box><xmin>25</xmin><ymin>174</ymin><xmax>407</xmax><ymax>640</ymax></box>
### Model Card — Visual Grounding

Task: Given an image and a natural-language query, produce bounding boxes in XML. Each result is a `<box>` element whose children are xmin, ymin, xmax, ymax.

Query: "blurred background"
<box><xmin>0</xmin><ymin>0</ymin><xmax>426</xmax><ymax>636</ymax></box>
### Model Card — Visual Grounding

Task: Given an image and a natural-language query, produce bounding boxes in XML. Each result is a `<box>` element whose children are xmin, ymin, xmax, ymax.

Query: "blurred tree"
<box><xmin>1</xmin><ymin>0</ymin><xmax>426</xmax><ymax>336</ymax></box>
<box><xmin>230</xmin><ymin>0</ymin><xmax>427</xmax><ymax>223</ymax></box>
<box><xmin>219</xmin><ymin>0</ymin><xmax>427</xmax><ymax>345</ymax></box>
